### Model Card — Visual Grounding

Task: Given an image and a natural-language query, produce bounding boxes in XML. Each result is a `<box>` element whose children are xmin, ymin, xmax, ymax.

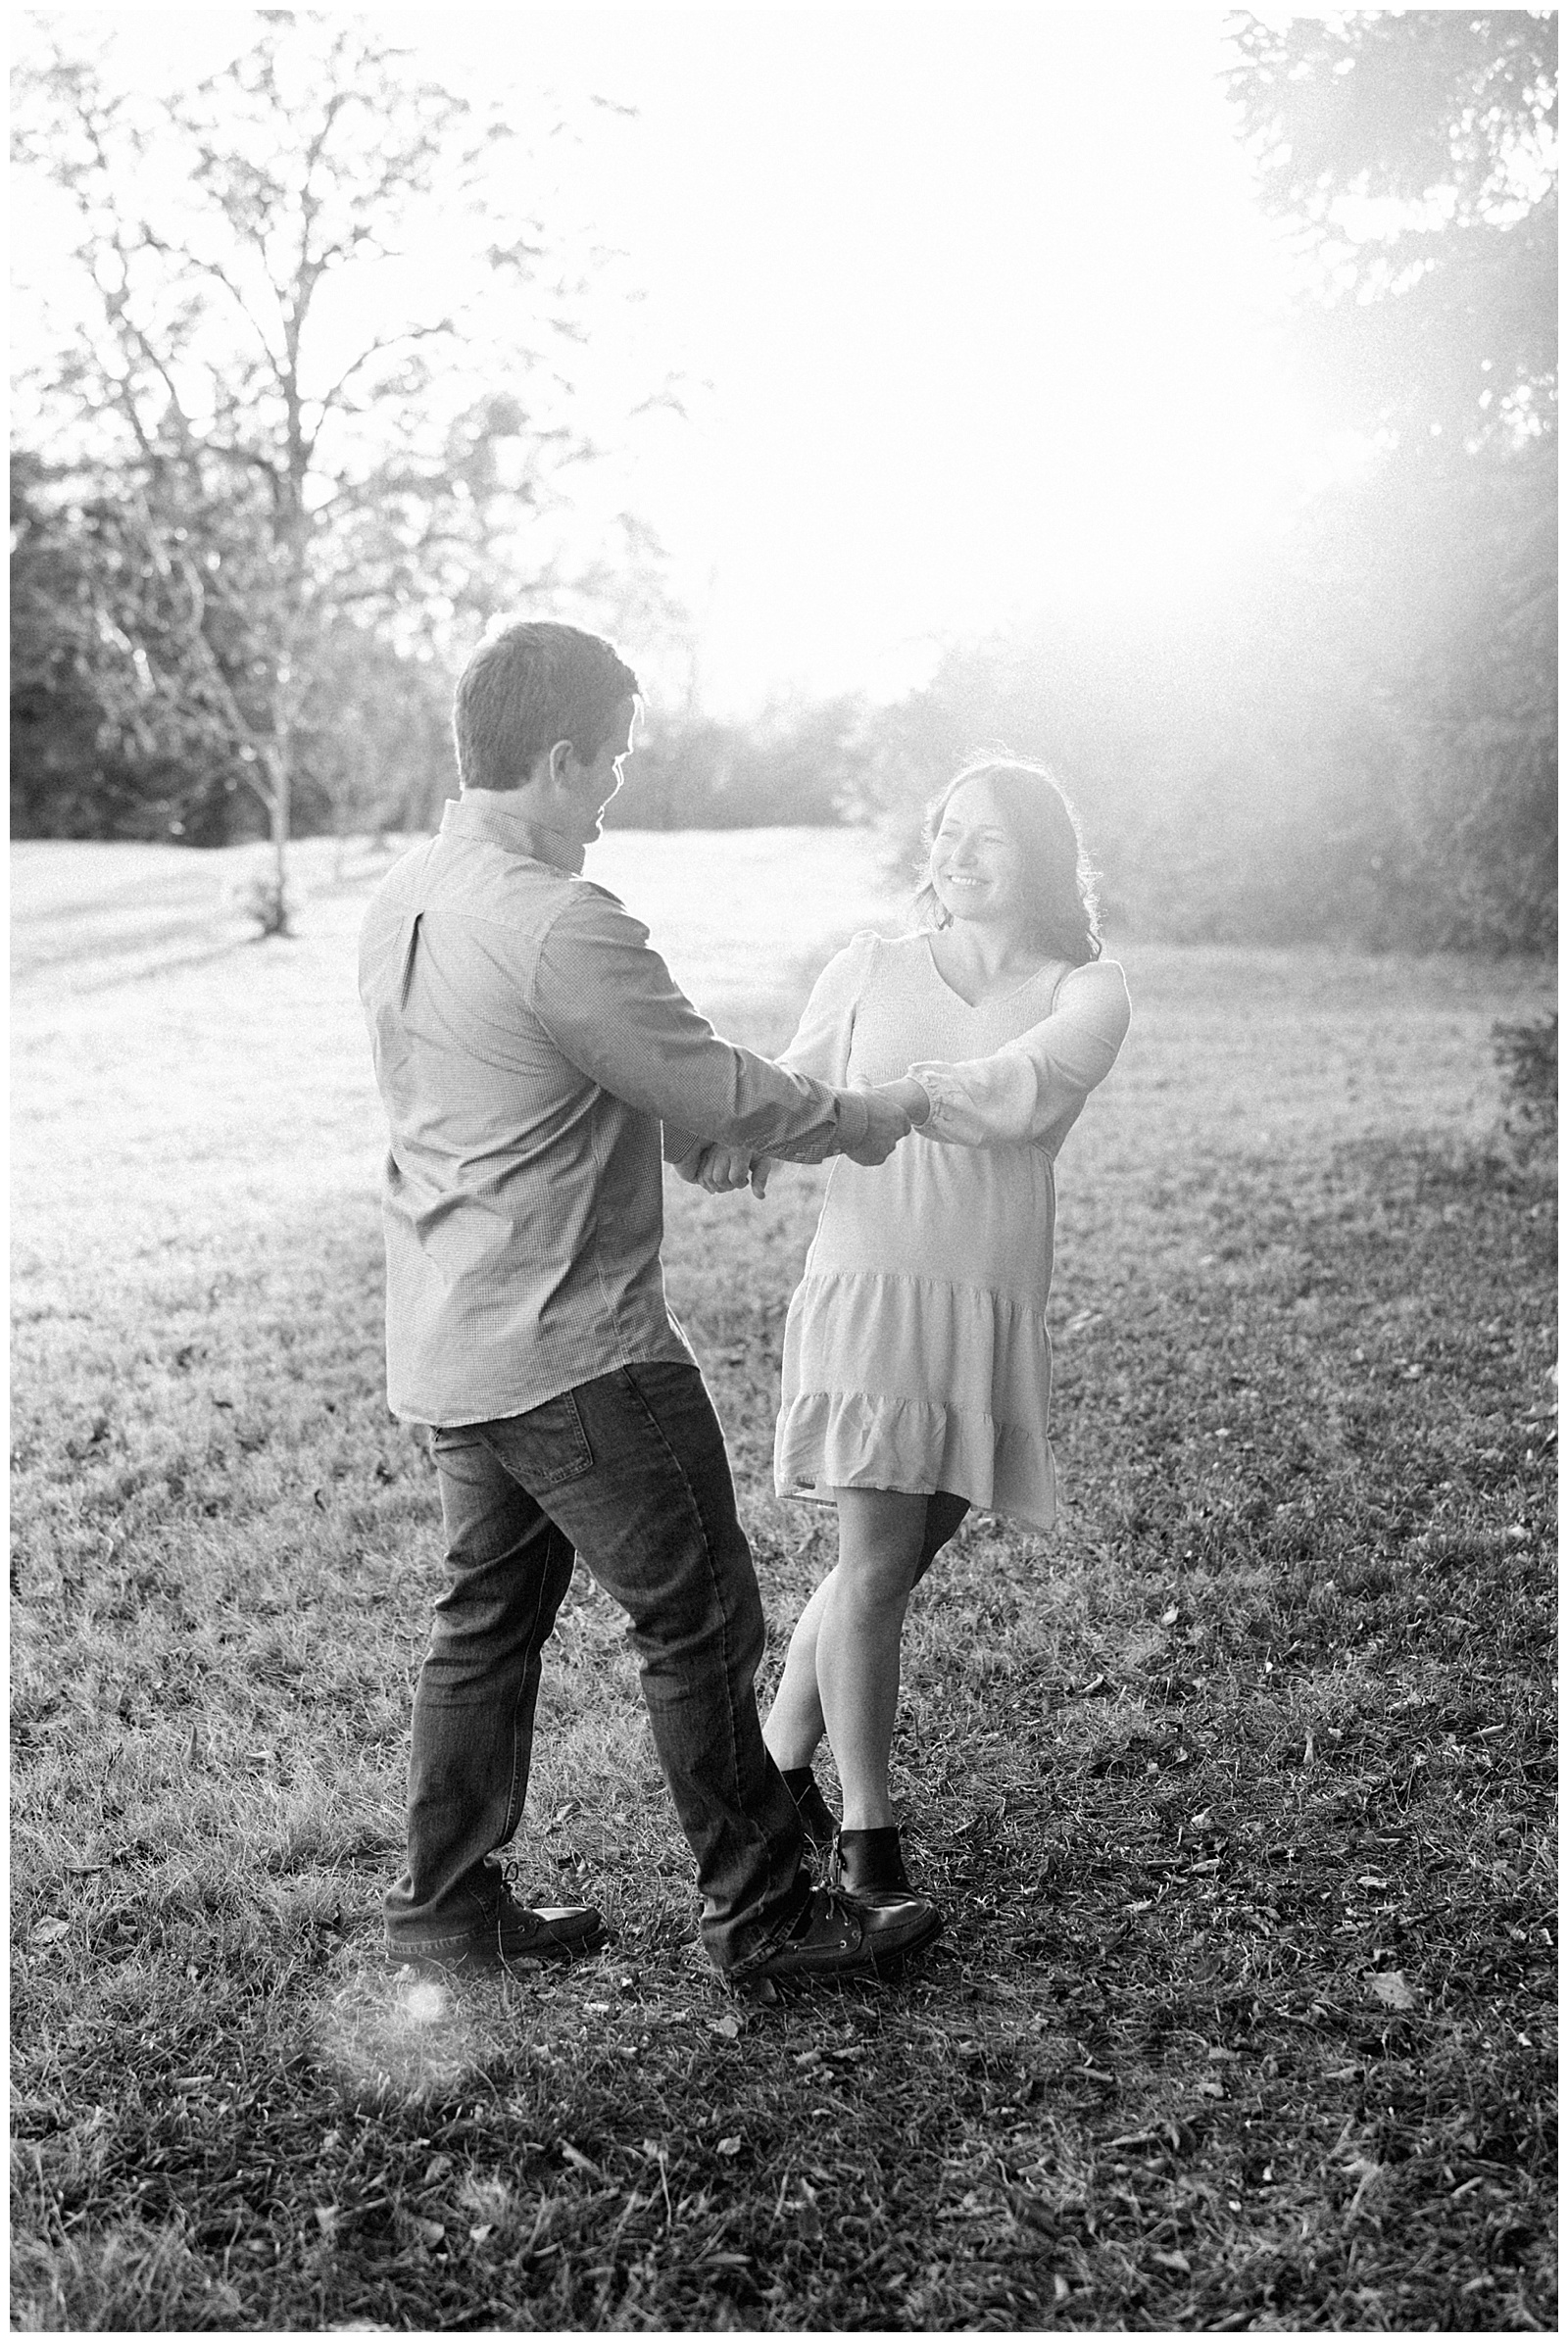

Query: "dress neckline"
<box><xmin>921</xmin><ymin>933</ymin><xmax>1068</xmax><ymax>1010</ymax></box>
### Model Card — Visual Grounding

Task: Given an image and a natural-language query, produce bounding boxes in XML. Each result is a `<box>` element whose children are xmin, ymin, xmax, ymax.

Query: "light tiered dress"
<box><xmin>772</xmin><ymin>930</ymin><xmax>1130</xmax><ymax>1531</ymax></box>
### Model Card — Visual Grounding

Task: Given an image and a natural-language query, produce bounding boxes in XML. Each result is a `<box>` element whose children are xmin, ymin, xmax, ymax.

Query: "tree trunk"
<box><xmin>260</xmin><ymin>737</ymin><xmax>293</xmax><ymax>936</ymax></box>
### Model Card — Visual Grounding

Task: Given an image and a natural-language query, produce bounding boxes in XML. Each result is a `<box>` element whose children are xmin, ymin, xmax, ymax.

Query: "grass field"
<box><xmin>11</xmin><ymin>832</ymin><xmax>1557</xmax><ymax>2333</ymax></box>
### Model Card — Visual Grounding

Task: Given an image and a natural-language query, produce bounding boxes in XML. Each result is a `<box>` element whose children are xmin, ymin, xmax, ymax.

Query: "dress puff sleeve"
<box><xmin>776</xmin><ymin>931</ymin><xmax>882</xmax><ymax>1086</ymax></box>
<box><xmin>908</xmin><ymin>958</ymin><xmax>1131</xmax><ymax>1149</ymax></box>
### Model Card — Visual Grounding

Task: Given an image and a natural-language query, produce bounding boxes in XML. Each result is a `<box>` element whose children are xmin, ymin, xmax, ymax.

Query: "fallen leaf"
<box><xmin>411</xmin><ymin>2217</ymin><xmax>445</xmax><ymax>2247</ymax></box>
<box><xmin>710</xmin><ymin>2014</ymin><xmax>742</xmax><ymax>2039</ymax></box>
<box><xmin>1369</xmin><ymin>1970</ymin><xmax>1416</xmax><ymax>2010</ymax></box>
<box><xmin>468</xmin><ymin>2222</ymin><xmax>495</xmax><ymax>2244</ymax></box>
<box><xmin>29</xmin><ymin>1918</ymin><xmax>70</xmax><ymax>1945</ymax></box>
<box><xmin>716</xmin><ymin>2134</ymin><xmax>742</xmax><ymax>2158</ymax></box>
<box><xmin>1152</xmin><ymin>2248</ymin><xmax>1192</xmax><ymax>2273</ymax></box>
<box><xmin>560</xmin><ymin>2142</ymin><xmax>603</xmax><ymax>2178</ymax></box>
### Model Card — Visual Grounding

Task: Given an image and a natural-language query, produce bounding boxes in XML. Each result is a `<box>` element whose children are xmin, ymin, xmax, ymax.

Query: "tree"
<box><xmin>1225</xmin><ymin>11</ymin><xmax>1557</xmax><ymax>949</ymax></box>
<box><xmin>10</xmin><ymin>449</ymin><xmax>246</xmax><ymax>843</ymax></box>
<box><xmin>12</xmin><ymin>17</ymin><xmax>677</xmax><ymax>916</ymax></box>
<box><xmin>1226</xmin><ymin>10</ymin><xmax>1556</xmax><ymax>443</ymax></box>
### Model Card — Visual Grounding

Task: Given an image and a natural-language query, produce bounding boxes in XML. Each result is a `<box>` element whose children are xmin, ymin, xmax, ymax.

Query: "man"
<box><xmin>358</xmin><ymin>617</ymin><xmax>942</xmax><ymax>1992</ymax></box>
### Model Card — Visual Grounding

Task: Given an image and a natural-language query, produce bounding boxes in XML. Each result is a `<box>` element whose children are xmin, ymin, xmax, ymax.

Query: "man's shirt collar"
<box><xmin>441</xmin><ymin>791</ymin><xmax>581</xmax><ymax>872</ymax></box>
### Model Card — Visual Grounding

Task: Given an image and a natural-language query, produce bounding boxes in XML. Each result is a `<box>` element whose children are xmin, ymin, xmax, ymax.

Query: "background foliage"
<box><xmin>10</xmin><ymin>12</ymin><xmax>1557</xmax><ymax>951</ymax></box>
<box><xmin>844</xmin><ymin>10</ymin><xmax>1556</xmax><ymax>952</ymax></box>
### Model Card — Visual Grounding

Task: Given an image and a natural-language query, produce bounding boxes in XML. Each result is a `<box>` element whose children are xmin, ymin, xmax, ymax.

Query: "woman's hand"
<box><xmin>866</xmin><ymin>1076</ymin><xmax>932</xmax><ymax>1127</ymax></box>
<box><xmin>697</xmin><ymin>1146</ymin><xmax>772</xmax><ymax>1197</ymax></box>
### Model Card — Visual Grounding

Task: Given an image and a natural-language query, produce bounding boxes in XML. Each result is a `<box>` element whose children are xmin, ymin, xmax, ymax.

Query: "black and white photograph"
<box><xmin>10</xmin><ymin>5</ymin><xmax>1556</xmax><ymax>2333</ymax></box>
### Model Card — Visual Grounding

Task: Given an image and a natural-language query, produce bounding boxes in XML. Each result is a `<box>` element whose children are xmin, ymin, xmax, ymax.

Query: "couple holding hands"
<box><xmin>359</xmin><ymin>618</ymin><xmax>1129</xmax><ymax>1995</ymax></box>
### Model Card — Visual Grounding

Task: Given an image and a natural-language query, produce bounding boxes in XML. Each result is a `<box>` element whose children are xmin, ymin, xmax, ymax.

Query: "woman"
<box><xmin>700</xmin><ymin>757</ymin><xmax>1130</xmax><ymax>1919</ymax></box>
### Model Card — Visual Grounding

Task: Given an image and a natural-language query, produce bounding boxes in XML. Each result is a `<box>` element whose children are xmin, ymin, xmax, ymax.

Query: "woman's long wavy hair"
<box><xmin>912</xmin><ymin>756</ymin><xmax>1103</xmax><ymax>966</ymax></box>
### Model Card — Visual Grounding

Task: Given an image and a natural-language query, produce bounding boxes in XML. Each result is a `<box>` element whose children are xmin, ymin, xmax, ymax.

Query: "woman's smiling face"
<box><xmin>928</xmin><ymin>779</ymin><xmax>1030</xmax><ymax>928</ymax></box>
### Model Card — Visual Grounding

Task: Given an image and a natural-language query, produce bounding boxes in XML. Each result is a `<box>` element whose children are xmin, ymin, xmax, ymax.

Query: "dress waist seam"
<box><xmin>797</xmin><ymin>1266</ymin><xmax>1047</xmax><ymax>1306</ymax></box>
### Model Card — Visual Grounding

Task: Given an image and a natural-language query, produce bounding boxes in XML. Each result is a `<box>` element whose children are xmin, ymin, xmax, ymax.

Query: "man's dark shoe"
<box><xmin>737</xmin><ymin>1885</ymin><xmax>942</xmax><ymax>1992</ymax></box>
<box><xmin>387</xmin><ymin>1895</ymin><xmax>606</xmax><ymax>1976</ymax></box>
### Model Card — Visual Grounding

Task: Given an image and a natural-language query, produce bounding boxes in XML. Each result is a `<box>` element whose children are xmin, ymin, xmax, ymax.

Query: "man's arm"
<box><xmin>531</xmin><ymin>892</ymin><xmax>908</xmax><ymax>1165</ymax></box>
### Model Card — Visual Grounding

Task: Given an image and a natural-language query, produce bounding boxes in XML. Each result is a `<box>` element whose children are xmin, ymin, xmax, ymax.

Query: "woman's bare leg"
<box><xmin>761</xmin><ymin>1570</ymin><xmax>833</xmax><ymax>1771</ymax></box>
<box><xmin>812</xmin><ymin>1489</ymin><xmax>925</xmax><ymax>1828</ymax></box>
<box><xmin>762</xmin><ymin>1492</ymin><xmax>970</xmax><ymax>1783</ymax></box>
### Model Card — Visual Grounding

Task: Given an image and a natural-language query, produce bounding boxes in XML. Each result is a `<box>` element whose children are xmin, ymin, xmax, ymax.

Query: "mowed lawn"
<box><xmin>11</xmin><ymin>832</ymin><xmax>1556</xmax><ymax>2334</ymax></box>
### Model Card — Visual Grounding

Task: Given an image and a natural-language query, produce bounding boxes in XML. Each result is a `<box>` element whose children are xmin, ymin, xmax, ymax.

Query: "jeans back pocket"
<box><xmin>495</xmin><ymin>1390</ymin><xmax>596</xmax><ymax>1490</ymax></box>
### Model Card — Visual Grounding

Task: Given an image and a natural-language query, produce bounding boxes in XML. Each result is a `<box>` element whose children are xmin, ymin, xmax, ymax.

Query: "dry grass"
<box><xmin>11</xmin><ymin>834</ymin><xmax>1556</xmax><ymax>2332</ymax></box>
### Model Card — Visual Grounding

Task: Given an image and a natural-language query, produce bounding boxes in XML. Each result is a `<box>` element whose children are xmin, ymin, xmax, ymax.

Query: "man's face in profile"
<box><xmin>562</xmin><ymin>695</ymin><xmax>637</xmax><ymax>847</ymax></box>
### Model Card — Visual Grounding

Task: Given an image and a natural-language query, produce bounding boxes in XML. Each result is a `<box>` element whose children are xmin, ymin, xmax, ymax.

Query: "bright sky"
<box><xmin>13</xmin><ymin>6</ymin><xmax>1339</xmax><ymax>715</ymax></box>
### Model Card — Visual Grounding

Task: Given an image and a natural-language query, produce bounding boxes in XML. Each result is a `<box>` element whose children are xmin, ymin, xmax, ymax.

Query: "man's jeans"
<box><xmin>385</xmin><ymin>1360</ymin><xmax>810</xmax><ymax>1976</ymax></box>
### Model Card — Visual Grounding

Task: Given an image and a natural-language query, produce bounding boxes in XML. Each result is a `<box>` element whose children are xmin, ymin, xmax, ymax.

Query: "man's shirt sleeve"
<box><xmin>529</xmin><ymin>889</ymin><xmax>852</xmax><ymax>1161</ymax></box>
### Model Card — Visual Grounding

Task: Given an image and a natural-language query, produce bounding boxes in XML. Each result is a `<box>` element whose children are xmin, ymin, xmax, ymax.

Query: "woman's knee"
<box><xmin>830</xmin><ymin>1541</ymin><xmax>923</xmax><ymax>1621</ymax></box>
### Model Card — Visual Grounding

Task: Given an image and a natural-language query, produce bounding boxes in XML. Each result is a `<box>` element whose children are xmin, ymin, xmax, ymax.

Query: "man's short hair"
<box><xmin>453</xmin><ymin>618</ymin><xmax>641</xmax><ymax>791</ymax></box>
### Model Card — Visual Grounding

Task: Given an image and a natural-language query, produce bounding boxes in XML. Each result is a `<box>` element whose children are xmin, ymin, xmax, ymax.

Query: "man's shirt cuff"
<box><xmin>832</xmin><ymin>1091</ymin><xmax>871</xmax><ymax>1151</ymax></box>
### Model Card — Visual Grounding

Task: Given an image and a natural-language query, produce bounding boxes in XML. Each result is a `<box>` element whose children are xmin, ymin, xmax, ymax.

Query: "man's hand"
<box><xmin>842</xmin><ymin>1089</ymin><xmax>914</xmax><ymax>1166</ymax></box>
<box><xmin>696</xmin><ymin>1146</ymin><xmax>773</xmax><ymax>1197</ymax></box>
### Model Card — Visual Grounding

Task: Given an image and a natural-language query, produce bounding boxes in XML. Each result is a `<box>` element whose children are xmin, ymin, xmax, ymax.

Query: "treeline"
<box><xmin>852</xmin><ymin>14</ymin><xmax>1557</xmax><ymax>953</ymax></box>
<box><xmin>846</xmin><ymin>434</ymin><xmax>1555</xmax><ymax>952</ymax></box>
<box><xmin>8</xmin><ymin>465</ymin><xmax>857</xmax><ymax>844</ymax></box>
<box><xmin>10</xmin><ymin>449</ymin><xmax>454</xmax><ymax>847</ymax></box>
<box><xmin>8</xmin><ymin>475</ymin><xmax>857</xmax><ymax>839</ymax></box>
<box><xmin>13</xmin><ymin>418</ymin><xmax>1553</xmax><ymax>952</ymax></box>
<box><xmin>10</xmin><ymin>14</ymin><xmax>1556</xmax><ymax>954</ymax></box>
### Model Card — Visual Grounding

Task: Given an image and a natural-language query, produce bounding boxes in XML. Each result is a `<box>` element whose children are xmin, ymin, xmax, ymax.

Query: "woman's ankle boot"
<box><xmin>832</xmin><ymin>1826</ymin><xmax>918</xmax><ymax>1905</ymax></box>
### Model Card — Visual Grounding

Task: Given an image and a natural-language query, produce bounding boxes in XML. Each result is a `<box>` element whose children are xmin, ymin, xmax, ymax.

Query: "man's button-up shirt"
<box><xmin>358</xmin><ymin>793</ymin><xmax>867</xmax><ymax>1426</ymax></box>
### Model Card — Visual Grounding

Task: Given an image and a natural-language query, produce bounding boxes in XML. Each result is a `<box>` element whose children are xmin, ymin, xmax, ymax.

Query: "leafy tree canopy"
<box><xmin>1226</xmin><ymin>10</ymin><xmax>1556</xmax><ymax>444</ymax></box>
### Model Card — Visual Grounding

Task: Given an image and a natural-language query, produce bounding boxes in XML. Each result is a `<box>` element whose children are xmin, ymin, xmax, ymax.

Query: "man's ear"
<box><xmin>547</xmin><ymin>738</ymin><xmax>574</xmax><ymax>785</ymax></box>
